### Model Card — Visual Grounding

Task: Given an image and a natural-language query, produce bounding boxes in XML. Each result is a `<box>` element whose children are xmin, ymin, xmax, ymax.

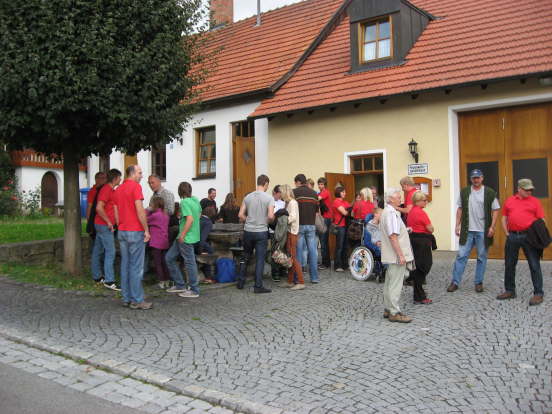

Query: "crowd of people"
<box><xmin>86</xmin><ymin>165</ymin><xmax>547</xmax><ymax>317</ymax></box>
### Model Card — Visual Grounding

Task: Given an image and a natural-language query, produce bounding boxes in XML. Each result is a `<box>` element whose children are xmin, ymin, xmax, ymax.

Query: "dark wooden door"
<box><xmin>233</xmin><ymin>133</ymin><xmax>256</xmax><ymax>205</ymax></box>
<box><xmin>41</xmin><ymin>172</ymin><xmax>58</xmax><ymax>209</ymax></box>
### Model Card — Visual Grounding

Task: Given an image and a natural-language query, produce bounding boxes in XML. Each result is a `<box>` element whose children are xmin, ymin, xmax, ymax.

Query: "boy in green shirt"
<box><xmin>165</xmin><ymin>182</ymin><xmax>201</xmax><ymax>297</ymax></box>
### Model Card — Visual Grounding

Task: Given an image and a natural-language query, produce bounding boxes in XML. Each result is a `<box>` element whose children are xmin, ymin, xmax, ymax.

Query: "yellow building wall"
<box><xmin>266</xmin><ymin>79</ymin><xmax>552</xmax><ymax>250</ymax></box>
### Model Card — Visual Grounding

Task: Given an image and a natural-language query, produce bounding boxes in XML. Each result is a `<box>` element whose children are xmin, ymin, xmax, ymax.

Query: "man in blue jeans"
<box><xmin>115</xmin><ymin>165</ymin><xmax>152</xmax><ymax>310</ymax></box>
<box><xmin>165</xmin><ymin>182</ymin><xmax>202</xmax><ymax>298</ymax></box>
<box><xmin>447</xmin><ymin>169</ymin><xmax>500</xmax><ymax>293</ymax></box>
<box><xmin>294</xmin><ymin>174</ymin><xmax>320</xmax><ymax>283</ymax></box>
<box><xmin>237</xmin><ymin>174</ymin><xmax>275</xmax><ymax>293</ymax></box>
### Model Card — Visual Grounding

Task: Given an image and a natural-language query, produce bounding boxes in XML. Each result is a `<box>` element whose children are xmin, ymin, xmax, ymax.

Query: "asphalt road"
<box><xmin>0</xmin><ymin>362</ymin><xmax>144</xmax><ymax>414</ymax></box>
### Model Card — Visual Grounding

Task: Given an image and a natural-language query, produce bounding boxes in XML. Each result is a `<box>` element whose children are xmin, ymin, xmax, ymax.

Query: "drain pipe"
<box><xmin>256</xmin><ymin>0</ymin><xmax>261</xmax><ymax>26</ymax></box>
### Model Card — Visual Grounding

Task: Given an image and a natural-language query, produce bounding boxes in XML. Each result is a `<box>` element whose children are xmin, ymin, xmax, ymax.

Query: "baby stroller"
<box><xmin>348</xmin><ymin>214</ymin><xmax>385</xmax><ymax>282</ymax></box>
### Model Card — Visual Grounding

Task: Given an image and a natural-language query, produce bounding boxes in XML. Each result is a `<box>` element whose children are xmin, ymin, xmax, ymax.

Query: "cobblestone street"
<box><xmin>0</xmin><ymin>255</ymin><xmax>550</xmax><ymax>413</ymax></box>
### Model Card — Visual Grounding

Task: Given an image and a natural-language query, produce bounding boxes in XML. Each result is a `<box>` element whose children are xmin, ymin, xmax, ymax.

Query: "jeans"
<box><xmin>165</xmin><ymin>240</ymin><xmax>200</xmax><ymax>294</ymax></box>
<box><xmin>504</xmin><ymin>232</ymin><xmax>544</xmax><ymax>295</ymax></box>
<box><xmin>91</xmin><ymin>224</ymin><xmax>116</xmax><ymax>283</ymax></box>
<box><xmin>199</xmin><ymin>216</ymin><xmax>214</xmax><ymax>254</ymax></box>
<box><xmin>451</xmin><ymin>231</ymin><xmax>488</xmax><ymax>286</ymax></box>
<box><xmin>118</xmin><ymin>230</ymin><xmax>146</xmax><ymax>304</ymax></box>
<box><xmin>319</xmin><ymin>218</ymin><xmax>332</xmax><ymax>267</ymax></box>
<box><xmin>334</xmin><ymin>226</ymin><xmax>348</xmax><ymax>270</ymax></box>
<box><xmin>239</xmin><ymin>231</ymin><xmax>268</xmax><ymax>288</ymax></box>
<box><xmin>297</xmin><ymin>225</ymin><xmax>319</xmax><ymax>282</ymax></box>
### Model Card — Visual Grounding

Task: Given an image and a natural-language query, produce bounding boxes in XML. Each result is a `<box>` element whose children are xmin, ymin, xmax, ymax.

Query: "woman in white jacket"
<box><xmin>281</xmin><ymin>184</ymin><xmax>305</xmax><ymax>290</ymax></box>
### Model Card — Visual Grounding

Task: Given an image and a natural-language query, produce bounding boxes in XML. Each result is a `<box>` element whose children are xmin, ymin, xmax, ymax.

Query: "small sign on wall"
<box><xmin>408</xmin><ymin>163</ymin><xmax>429</xmax><ymax>175</ymax></box>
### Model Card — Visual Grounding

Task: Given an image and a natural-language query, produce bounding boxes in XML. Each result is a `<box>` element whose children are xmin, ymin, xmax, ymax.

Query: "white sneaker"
<box><xmin>335</xmin><ymin>268</ymin><xmax>344</xmax><ymax>272</ymax></box>
<box><xmin>166</xmin><ymin>286</ymin><xmax>186</xmax><ymax>293</ymax></box>
<box><xmin>290</xmin><ymin>284</ymin><xmax>305</xmax><ymax>291</ymax></box>
<box><xmin>178</xmin><ymin>290</ymin><xmax>199</xmax><ymax>298</ymax></box>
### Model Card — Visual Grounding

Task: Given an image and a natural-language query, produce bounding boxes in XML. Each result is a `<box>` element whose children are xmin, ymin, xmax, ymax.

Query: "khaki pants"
<box><xmin>384</xmin><ymin>263</ymin><xmax>406</xmax><ymax>315</ymax></box>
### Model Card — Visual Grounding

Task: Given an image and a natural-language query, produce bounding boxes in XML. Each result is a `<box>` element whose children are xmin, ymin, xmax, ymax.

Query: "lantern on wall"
<box><xmin>408</xmin><ymin>139</ymin><xmax>419</xmax><ymax>163</ymax></box>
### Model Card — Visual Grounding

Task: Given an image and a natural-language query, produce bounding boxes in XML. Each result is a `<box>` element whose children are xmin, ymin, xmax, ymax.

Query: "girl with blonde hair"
<box><xmin>280</xmin><ymin>184</ymin><xmax>305</xmax><ymax>290</ymax></box>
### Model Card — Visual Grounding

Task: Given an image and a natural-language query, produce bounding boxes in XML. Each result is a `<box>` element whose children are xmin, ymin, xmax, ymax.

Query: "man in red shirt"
<box><xmin>115</xmin><ymin>165</ymin><xmax>152</xmax><ymax>310</ymax></box>
<box><xmin>317</xmin><ymin>177</ymin><xmax>333</xmax><ymax>270</ymax></box>
<box><xmin>397</xmin><ymin>176</ymin><xmax>417</xmax><ymax>217</ymax></box>
<box><xmin>91</xmin><ymin>169</ymin><xmax>122</xmax><ymax>290</ymax></box>
<box><xmin>497</xmin><ymin>179</ymin><xmax>545</xmax><ymax>306</ymax></box>
<box><xmin>86</xmin><ymin>171</ymin><xmax>107</xmax><ymax>220</ymax></box>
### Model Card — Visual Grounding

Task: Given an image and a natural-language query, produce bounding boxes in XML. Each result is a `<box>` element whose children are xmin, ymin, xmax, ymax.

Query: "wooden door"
<box><xmin>233</xmin><ymin>123</ymin><xmax>256</xmax><ymax>204</ymax></box>
<box><xmin>459</xmin><ymin>102</ymin><xmax>552</xmax><ymax>259</ymax></box>
<box><xmin>324</xmin><ymin>172</ymin><xmax>355</xmax><ymax>259</ymax></box>
<box><xmin>41</xmin><ymin>172</ymin><xmax>58</xmax><ymax>209</ymax></box>
<box><xmin>124</xmin><ymin>154</ymin><xmax>138</xmax><ymax>172</ymax></box>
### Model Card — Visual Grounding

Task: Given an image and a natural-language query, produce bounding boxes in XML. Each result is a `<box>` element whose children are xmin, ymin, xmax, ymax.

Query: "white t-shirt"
<box><xmin>456</xmin><ymin>186</ymin><xmax>500</xmax><ymax>232</ymax></box>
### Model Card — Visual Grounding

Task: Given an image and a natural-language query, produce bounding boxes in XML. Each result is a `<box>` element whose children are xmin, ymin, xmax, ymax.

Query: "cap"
<box><xmin>470</xmin><ymin>169</ymin><xmax>483</xmax><ymax>178</ymax></box>
<box><xmin>518</xmin><ymin>178</ymin><xmax>535</xmax><ymax>190</ymax></box>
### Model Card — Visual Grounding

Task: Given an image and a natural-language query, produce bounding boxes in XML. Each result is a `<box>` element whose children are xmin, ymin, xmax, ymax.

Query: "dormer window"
<box><xmin>361</xmin><ymin>17</ymin><xmax>392</xmax><ymax>62</ymax></box>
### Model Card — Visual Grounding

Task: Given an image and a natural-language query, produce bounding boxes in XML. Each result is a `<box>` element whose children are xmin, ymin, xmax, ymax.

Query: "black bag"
<box><xmin>86</xmin><ymin>185</ymin><xmax>103</xmax><ymax>238</ymax></box>
<box><xmin>347</xmin><ymin>219</ymin><xmax>363</xmax><ymax>241</ymax></box>
<box><xmin>329</xmin><ymin>215</ymin><xmax>344</xmax><ymax>235</ymax></box>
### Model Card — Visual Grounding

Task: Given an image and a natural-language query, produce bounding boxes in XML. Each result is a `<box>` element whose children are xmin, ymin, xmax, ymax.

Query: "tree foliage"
<box><xmin>0</xmin><ymin>0</ymin><xmax>207</xmax><ymax>157</ymax></box>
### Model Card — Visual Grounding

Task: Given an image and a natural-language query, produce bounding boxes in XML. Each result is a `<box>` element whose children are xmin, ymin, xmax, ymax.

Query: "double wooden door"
<box><xmin>459</xmin><ymin>102</ymin><xmax>552</xmax><ymax>259</ymax></box>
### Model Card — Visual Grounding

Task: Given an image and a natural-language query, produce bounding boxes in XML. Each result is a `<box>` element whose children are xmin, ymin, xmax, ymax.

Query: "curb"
<box><xmin>0</xmin><ymin>326</ymin><xmax>293</xmax><ymax>414</ymax></box>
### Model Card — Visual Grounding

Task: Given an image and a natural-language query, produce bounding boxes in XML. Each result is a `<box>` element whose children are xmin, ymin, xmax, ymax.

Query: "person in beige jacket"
<box><xmin>281</xmin><ymin>184</ymin><xmax>305</xmax><ymax>290</ymax></box>
<box><xmin>380</xmin><ymin>188</ymin><xmax>415</xmax><ymax>323</ymax></box>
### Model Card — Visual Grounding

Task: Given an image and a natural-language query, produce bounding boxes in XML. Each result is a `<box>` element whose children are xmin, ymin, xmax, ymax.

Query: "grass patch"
<box><xmin>0</xmin><ymin>262</ymin><xmax>103</xmax><ymax>292</ymax></box>
<box><xmin>0</xmin><ymin>216</ymin><xmax>87</xmax><ymax>244</ymax></box>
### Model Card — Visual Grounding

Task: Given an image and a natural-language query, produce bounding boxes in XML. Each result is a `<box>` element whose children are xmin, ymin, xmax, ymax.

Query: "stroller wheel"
<box><xmin>348</xmin><ymin>246</ymin><xmax>375</xmax><ymax>281</ymax></box>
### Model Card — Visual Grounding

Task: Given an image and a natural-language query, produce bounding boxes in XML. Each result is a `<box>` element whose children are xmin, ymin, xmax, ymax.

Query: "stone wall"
<box><xmin>0</xmin><ymin>236</ymin><xmax>91</xmax><ymax>265</ymax></box>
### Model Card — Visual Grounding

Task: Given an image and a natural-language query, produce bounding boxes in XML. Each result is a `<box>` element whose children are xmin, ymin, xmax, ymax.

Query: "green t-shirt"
<box><xmin>179</xmin><ymin>196</ymin><xmax>201</xmax><ymax>244</ymax></box>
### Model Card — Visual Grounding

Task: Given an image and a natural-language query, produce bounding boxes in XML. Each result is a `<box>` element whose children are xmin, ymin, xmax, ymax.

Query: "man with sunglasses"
<box><xmin>447</xmin><ymin>169</ymin><xmax>500</xmax><ymax>293</ymax></box>
<box><xmin>497</xmin><ymin>179</ymin><xmax>545</xmax><ymax>306</ymax></box>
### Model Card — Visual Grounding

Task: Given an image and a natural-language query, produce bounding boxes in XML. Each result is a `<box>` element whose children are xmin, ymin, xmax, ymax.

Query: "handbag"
<box><xmin>271</xmin><ymin>249</ymin><xmax>292</xmax><ymax>268</ymax></box>
<box><xmin>315</xmin><ymin>213</ymin><xmax>327</xmax><ymax>234</ymax></box>
<box><xmin>329</xmin><ymin>215</ymin><xmax>344</xmax><ymax>235</ymax></box>
<box><xmin>347</xmin><ymin>219</ymin><xmax>363</xmax><ymax>241</ymax></box>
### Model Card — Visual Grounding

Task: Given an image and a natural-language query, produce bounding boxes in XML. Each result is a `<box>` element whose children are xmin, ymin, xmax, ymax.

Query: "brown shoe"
<box><xmin>529</xmin><ymin>295</ymin><xmax>543</xmax><ymax>306</ymax></box>
<box><xmin>388</xmin><ymin>313</ymin><xmax>412</xmax><ymax>323</ymax></box>
<box><xmin>496</xmin><ymin>292</ymin><xmax>516</xmax><ymax>300</ymax></box>
<box><xmin>447</xmin><ymin>283</ymin><xmax>458</xmax><ymax>293</ymax></box>
<box><xmin>383</xmin><ymin>309</ymin><xmax>390</xmax><ymax>319</ymax></box>
<box><xmin>475</xmin><ymin>283</ymin><xmax>484</xmax><ymax>293</ymax></box>
<box><xmin>130</xmin><ymin>301</ymin><xmax>153</xmax><ymax>310</ymax></box>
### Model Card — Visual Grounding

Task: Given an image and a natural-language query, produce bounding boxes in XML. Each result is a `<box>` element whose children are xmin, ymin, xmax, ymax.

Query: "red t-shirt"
<box><xmin>115</xmin><ymin>179</ymin><xmax>145</xmax><ymax>231</ymax></box>
<box><xmin>405</xmin><ymin>188</ymin><xmax>417</xmax><ymax>207</ymax></box>
<box><xmin>407</xmin><ymin>205</ymin><xmax>432</xmax><ymax>234</ymax></box>
<box><xmin>502</xmin><ymin>194</ymin><xmax>544</xmax><ymax>231</ymax></box>
<box><xmin>87</xmin><ymin>185</ymin><xmax>99</xmax><ymax>206</ymax></box>
<box><xmin>352</xmin><ymin>200</ymin><xmax>374</xmax><ymax>220</ymax></box>
<box><xmin>94</xmin><ymin>184</ymin><xmax>116</xmax><ymax>226</ymax></box>
<box><xmin>319</xmin><ymin>189</ymin><xmax>332</xmax><ymax>219</ymax></box>
<box><xmin>332</xmin><ymin>198</ymin><xmax>351</xmax><ymax>227</ymax></box>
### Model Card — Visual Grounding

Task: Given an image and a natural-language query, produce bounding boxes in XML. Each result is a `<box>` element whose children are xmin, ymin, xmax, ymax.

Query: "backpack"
<box><xmin>215</xmin><ymin>258</ymin><xmax>237</xmax><ymax>283</ymax></box>
<box><xmin>86</xmin><ymin>185</ymin><xmax>104</xmax><ymax>238</ymax></box>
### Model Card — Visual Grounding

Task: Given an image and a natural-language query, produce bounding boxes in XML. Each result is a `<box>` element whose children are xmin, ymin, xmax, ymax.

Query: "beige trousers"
<box><xmin>384</xmin><ymin>263</ymin><xmax>406</xmax><ymax>315</ymax></box>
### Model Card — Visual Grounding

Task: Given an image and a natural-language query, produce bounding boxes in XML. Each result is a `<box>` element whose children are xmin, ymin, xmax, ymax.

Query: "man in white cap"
<box><xmin>497</xmin><ymin>178</ymin><xmax>545</xmax><ymax>306</ymax></box>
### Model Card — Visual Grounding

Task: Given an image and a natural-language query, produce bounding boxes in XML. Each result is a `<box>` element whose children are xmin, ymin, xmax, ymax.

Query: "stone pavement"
<box><xmin>0</xmin><ymin>255</ymin><xmax>550</xmax><ymax>413</ymax></box>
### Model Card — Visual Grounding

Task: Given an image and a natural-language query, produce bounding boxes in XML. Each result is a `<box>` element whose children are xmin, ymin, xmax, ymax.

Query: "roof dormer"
<box><xmin>348</xmin><ymin>0</ymin><xmax>434</xmax><ymax>73</ymax></box>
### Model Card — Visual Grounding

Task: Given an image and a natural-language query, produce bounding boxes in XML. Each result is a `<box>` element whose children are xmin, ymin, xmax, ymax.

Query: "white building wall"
<box><xmin>16</xmin><ymin>166</ymin><xmax>88</xmax><ymax>204</ymax></box>
<box><xmin>88</xmin><ymin>101</ymin><xmax>268</xmax><ymax>205</ymax></box>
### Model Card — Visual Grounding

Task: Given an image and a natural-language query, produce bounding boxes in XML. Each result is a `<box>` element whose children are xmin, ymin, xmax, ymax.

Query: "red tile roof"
<box><xmin>197</xmin><ymin>0</ymin><xmax>344</xmax><ymax>104</ymax></box>
<box><xmin>251</xmin><ymin>0</ymin><xmax>552</xmax><ymax>117</ymax></box>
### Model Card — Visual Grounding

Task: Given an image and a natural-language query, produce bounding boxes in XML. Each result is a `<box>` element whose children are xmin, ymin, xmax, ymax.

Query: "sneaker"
<box><xmin>178</xmin><ymin>290</ymin><xmax>199</xmax><ymax>298</ymax></box>
<box><xmin>290</xmin><ymin>284</ymin><xmax>305</xmax><ymax>291</ymax></box>
<box><xmin>383</xmin><ymin>309</ymin><xmax>390</xmax><ymax>319</ymax></box>
<box><xmin>158</xmin><ymin>281</ymin><xmax>167</xmax><ymax>289</ymax></box>
<box><xmin>335</xmin><ymin>268</ymin><xmax>344</xmax><ymax>273</ymax></box>
<box><xmin>318</xmin><ymin>265</ymin><xmax>327</xmax><ymax>270</ymax></box>
<box><xmin>388</xmin><ymin>313</ymin><xmax>412</xmax><ymax>323</ymax></box>
<box><xmin>475</xmin><ymin>283</ymin><xmax>484</xmax><ymax>293</ymax></box>
<box><xmin>496</xmin><ymin>291</ymin><xmax>516</xmax><ymax>300</ymax></box>
<box><xmin>166</xmin><ymin>286</ymin><xmax>186</xmax><ymax>293</ymax></box>
<box><xmin>103</xmin><ymin>281</ymin><xmax>121</xmax><ymax>291</ymax></box>
<box><xmin>253</xmin><ymin>287</ymin><xmax>271</xmax><ymax>294</ymax></box>
<box><xmin>310</xmin><ymin>279</ymin><xmax>320</xmax><ymax>284</ymax></box>
<box><xmin>446</xmin><ymin>283</ymin><xmax>458</xmax><ymax>293</ymax></box>
<box><xmin>94</xmin><ymin>277</ymin><xmax>105</xmax><ymax>284</ymax></box>
<box><xmin>529</xmin><ymin>295</ymin><xmax>543</xmax><ymax>306</ymax></box>
<box><xmin>283</xmin><ymin>282</ymin><xmax>295</xmax><ymax>288</ymax></box>
<box><xmin>414</xmin><ymin>298</ymin><xmax>433</xmax><ymax>305</ymax></box>
<box><xmin>130</xmin><ymin>301</ymin><xmax>153</xmax><ymax>310</ymax></box>
<box><xmin>122</xmin><ymin>302</ymin><xmax>131</xmax><ymax>308</ymax></box>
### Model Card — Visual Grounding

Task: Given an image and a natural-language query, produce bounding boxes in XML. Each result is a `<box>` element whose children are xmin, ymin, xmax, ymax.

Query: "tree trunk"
<box><xmin>63</xmin><ymin>147</ymin><xmax>82</xmax><ymax>275</ymax></box>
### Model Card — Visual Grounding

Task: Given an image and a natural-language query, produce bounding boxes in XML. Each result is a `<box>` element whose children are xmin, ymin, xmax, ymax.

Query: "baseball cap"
<box><xmin>470</xmin><ymin>169</ymin><xmax>483</xmax><ymax>178</ymax></box>
<box><xmin>518</xmin><ymin>178</ymin><xmax>535</xmax><ymax>190</ymax></box>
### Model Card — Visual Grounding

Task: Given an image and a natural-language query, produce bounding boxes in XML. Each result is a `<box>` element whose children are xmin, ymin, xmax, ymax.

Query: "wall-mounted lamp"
<box><xmin>408</xmin><ymin>139</ymin><xmax>419</xmax><ymax>163</ymax></box>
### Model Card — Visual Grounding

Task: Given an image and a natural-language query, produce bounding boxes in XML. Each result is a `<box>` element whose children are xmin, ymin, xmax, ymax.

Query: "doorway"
<box><xmin>232</xmin><ymin>120</ymin><xmax>256</xmax><ymax>204</ymax></box>
<box><xmin>41</xmin><ymin>172</ymin><xmax>58</xmax><ymax>210</ymax></box>
<box><xmin>124</xmin><ymin>154</ymin><xmax>138</xmax><ymax>173</ymax></box>
<box><xmin>459</xmin><ymin>101</ymin><xmax>552</xmax><ymax>259</ymax></box>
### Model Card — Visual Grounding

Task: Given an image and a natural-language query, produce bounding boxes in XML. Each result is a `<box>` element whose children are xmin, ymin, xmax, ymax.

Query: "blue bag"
<box><xmin>215</xmin><ymin>258</ymin><xmax>237</xmax><ymax>283</ymax></box>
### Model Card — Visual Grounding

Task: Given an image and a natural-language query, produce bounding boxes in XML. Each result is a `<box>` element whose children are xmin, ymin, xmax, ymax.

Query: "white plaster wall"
<box><xmin>16</xmin><ymin>166</ymin><xmax>88</xmax><ymax>204</ymax></box>
<box><xmin>88</xmin><ymin>101</ymin><xmax>268</xmax><ymax>206</ymax></box>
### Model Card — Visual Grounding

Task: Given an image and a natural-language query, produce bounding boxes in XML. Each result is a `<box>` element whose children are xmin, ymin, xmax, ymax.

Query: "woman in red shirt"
<box><xmin>352</xmin><ymin>187</ymin><xmax>375</xmax><ymax>220</ymax></box>
<box><xmin>407</xmin><ymin>191</ymin><xmax>434</xmax><ymax>304</ymax></box>
<box><xmin>332</xmin><ymin>186</ymin><xmax>351</xmax><ymax>272</ymax></box>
